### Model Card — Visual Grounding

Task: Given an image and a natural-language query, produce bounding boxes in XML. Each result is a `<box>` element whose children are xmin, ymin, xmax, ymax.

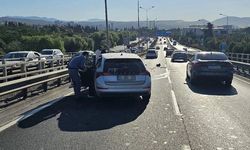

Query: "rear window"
<box><xmin>147</xmin><ymin>51</ymin><xmax>156</xmax><ymax>54</ymax></box>
<box><xmin>104</xmin><ymin>59</ymin><xmax>146</xmax><ymax>75</ymax></box>
<box><xmin>197</xmin><ymin>53</ymin><xmax>228</xmax><ymax>60</ymax></box>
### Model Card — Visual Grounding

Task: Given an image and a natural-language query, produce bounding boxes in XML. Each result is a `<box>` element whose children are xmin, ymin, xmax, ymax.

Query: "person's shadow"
<box><xmin>18</xmin><ymin>96</ymin><xmax>149</xmax><ymax>132</ymax></box>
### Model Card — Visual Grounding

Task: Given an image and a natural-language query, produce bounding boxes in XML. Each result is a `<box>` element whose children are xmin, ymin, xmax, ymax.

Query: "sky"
<box><xmin>0</xmin><ymin>0</ymin><xmax>250</xmax><ymax>22</ymax></box>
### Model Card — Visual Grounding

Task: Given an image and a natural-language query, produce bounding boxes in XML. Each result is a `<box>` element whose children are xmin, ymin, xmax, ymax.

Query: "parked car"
<box><xmin>164</xmin><ymin>47</ymin><xmax>174</xmax><ymax>57</ymax></box>
<box><xmin>3</xmin><ymin>51</ymin><xmax>46</xmax><ymax>63</ymax></box>
<box><xmin>130</xmin><ymin>47</ymin><xmax>138</xmax><ymax>53</ymax></box>
<box><xmin>173</xmin><ymin>41</ymin><xmax>177</xmax><ymax>46</ymax></box>
<box><xmin>94</xmin><ymin>53</ymin><xmax>151</xmax><ymax>100</ymax></box>
<box><xmin>146</xmin><ymin>49</ymin><xmax>158</xmax><ymax>59</ymax></box>
<box><xmin>41</xmin><ymin>49</ymin><xmax>64</xmax><ymax>60</ymax></box>
<box><xmin>186</xmin><ymin>52</ymin><xmax>234</xmax><ymax>86</ymax></box>
<box><xmin>2</xmin><ymin>51</ymin><xmax>46</xmax><ymax>67</ymax></box>
<box><xmin>171</xmin><ymin>50</ymin><xmax>188</xmax><ymax>62</ymax></box>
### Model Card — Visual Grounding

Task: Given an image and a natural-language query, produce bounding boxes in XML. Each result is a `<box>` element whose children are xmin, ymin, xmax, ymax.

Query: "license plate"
<box><xmin>117</xmin><ymin>75</ymin><xmax>136</xmax><ymax>81</ymax></box>
<box><xmin>208</xmin><ymin>66</ymin><xmax>221</xmax><ymax>70</ymax></box>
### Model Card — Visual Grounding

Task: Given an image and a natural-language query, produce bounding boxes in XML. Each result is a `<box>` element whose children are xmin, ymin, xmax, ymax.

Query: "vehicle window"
<box><xmin>148</xmin><ymin>51</ymin><xmax>156</xmax><ymax>54</ymax></box>
<box><xmin>197</xmin><ymin>53</ymin><xmax>228</xmax><ymax>60</ymax></box>
<box><xmin>104</xmin><ymin>59</ymin><xmax>146</xmax><ymax>75</ymax></box>
<box><xmin>4</xmin><ymin>53</ymin><xmax>28</xmax><ymax>59</ymax></box>
<box><xmin>41</xmin><ymin>50</ymin><xmax>53</xmax><ymax>55</ymax></box>
<box><xmin>34</xmin><ymin>53</ymin><xmax>40</xmax><ymax>58</ymax></box>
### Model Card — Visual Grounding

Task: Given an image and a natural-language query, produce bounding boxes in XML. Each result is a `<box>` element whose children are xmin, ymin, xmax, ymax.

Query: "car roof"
<box><xmin>8</xmin><ymin>51</ymin><xmax>30</xmax><ymax>54</ymax></box>
<box><xmin>196</xmin><ymin>51</ymin><xmax>225</xmax><ymax>55</ymax></box>
<box><xmin>102</xmin><ymin>53</ymin><xmax>141</xmax><ymax>59</ymax></box>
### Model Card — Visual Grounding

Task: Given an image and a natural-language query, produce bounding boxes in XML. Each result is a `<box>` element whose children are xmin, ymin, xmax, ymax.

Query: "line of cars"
<box><xmin>166</xmin><ymin>39</ymin><xmax>234</xmax><ymax>87</ymax></box>
<box><xmin>0</xmin><ymin>49</ymin><xmax>64</xmax><ymax>71</ymax></box>
<box><xmin>0</xmin><ymin>49</ymin><xmax>64</xmax><ymax>67</ymax></box>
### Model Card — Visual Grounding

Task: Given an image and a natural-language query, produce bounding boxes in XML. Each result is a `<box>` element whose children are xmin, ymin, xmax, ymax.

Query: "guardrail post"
<box><xmin>22</xmin><ymin>88</ymin><xmax>28</xmax><ymax>100</ymax></box>
<box><xmin>236</xmin><ymin>53</ymin><xmax>239</xmax><ymax>61</ymax></box>
<box><xmin>38</xmin><ymin>57</ymin><xmax>42</xmax><ymax>70</ymax></box>
<box><xmin>57</xmin><ymin>78</ymin><xmax>62</xmax><ymax>87</ymax></box>
<box><xmin>49</xmin><ymin>59</ymin><xmax>54</xmax><ymax>72</ymax></box>
<box><xmin>43</xmin><ymin>82</ymin><xmax>48</xmax><ymax>92</ymax></box>
<box><xmin>2</xmin><ymin>59</ymin><xmax>7</xmax><ymax>82</ymax></box>
<box><xmin>21</xmin><ymin>59</ymin><xmax>27</xmax><ymax>77</ymax></box>
<box><xmin>61</xmin><ymin>56</ymin><xmax>64</xmax><ymax>69</ymax></box>
<box><xmin>247</xmin><ymin>54</ymin><xmax>250</xmax><ymax>63</ymax></box>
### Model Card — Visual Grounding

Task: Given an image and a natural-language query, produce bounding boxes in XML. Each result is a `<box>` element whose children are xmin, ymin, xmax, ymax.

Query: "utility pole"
<box><xmin>137</xmin><ymin>0</ymin><xmax>140</xmax><ymax>29</ymax></box>
<box><xmin>105</xmin><ymin>0</ymin><xmax>110</xmax><ymax>52</ymax></box>
<box><xmin>140</xmin><ymin>6</ymin><xmax>155</xmax><ymax>29</ymax></box>
<box><xmin>220</xmin><ymin>13</ymin><xmax>229</xmax><ymax>34</ymax></box>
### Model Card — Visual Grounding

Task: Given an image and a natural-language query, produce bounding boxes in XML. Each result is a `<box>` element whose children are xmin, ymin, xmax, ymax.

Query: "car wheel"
<box><xmin>142</xmin><ymin>93</ymin><xmax>151</xmax><ymax>101</ymax></box>
<box><xmin>225</xmin><ymin>79</ymin><xmax>232</xmax><ymax>87</ymax></box>
<box><xmin>186</xmin><ymin>70</ymin><xmax>190</xmax><ymax>80</ymax></box>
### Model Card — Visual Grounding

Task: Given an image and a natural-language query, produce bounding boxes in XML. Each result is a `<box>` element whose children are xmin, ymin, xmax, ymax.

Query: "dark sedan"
<box><xmin>171</xmin><ymin>50</ymin><xmax>188</xmax><ymax>62</ymax></box>
<box><xmin>186</xmin><ymin>52</ymin><xmax>234</xmax><ymax>86</ymax></box>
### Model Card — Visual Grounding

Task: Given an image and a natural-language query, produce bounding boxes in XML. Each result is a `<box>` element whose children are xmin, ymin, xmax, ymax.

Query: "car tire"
<box><xmin>225</xmin><ymin>79</ymin><xmax>232</xmax><ymax>87</ymax></box>
<box><xmin>142</xmin><ymin>93</ymin><xmax>151</xmax><ymax>101</ymax></box>
<box><xmin>186</xmin><ymin>70</ymin><xmax>190</xmax><ymax>80</ymax></box>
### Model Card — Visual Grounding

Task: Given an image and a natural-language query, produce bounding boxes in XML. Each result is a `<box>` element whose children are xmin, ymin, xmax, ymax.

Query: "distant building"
<box><xmin>181</xmin><ymin>25</ymin><xmax>234</xmax><ymax>37</ymax></box>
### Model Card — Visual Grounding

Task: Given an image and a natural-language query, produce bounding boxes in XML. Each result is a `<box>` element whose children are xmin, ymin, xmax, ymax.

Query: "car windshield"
<box><xmin>197</xmin><ymin>53</ymin><xmax>228</xmax><ymax>60</ymax></box>
<box><xmin>41</xmin><ymin>50</ymin><xmax>53</xmax><ymax>55</ymax></box>
<box><xmin>104</xmin><ymin>59</ymin><xmax>146</xmax><ymax>75</ymax></box>
<box><xmin>4</xmin><ymin>53</ymin><xmax>28</xmax><ymax>59</ymax></box>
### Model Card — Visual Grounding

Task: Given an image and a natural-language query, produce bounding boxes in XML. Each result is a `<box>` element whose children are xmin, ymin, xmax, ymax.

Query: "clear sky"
<box><xmin>0</xmin><ymin>0</ymin><xmax>249</xmax><ymax>21</ymax></box>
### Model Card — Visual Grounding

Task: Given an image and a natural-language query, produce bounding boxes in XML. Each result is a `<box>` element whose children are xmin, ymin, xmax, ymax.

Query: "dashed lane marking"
<box><xmin>171</xmin><ymin>90</ymin><xmax>182</xmax><ymax>116</ymax></box>
<box><xmin>0</xmin><ymin>92</ymin><xmax>74</xmax><ymax>133</ymax></box>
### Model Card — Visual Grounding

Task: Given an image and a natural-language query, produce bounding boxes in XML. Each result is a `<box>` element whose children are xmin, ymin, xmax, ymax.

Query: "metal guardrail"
<box><xmin>0</xmin><ymin>69</ymin><xmax>69</xmax><ymax>107</ymax></box>
<box><xmin>231</xmin><ymin>61</ymin><xmax>250</xmax><ymax>78</ymax></box>
<box><xmin>227</xmin><ymin>53</ymin><xmax>250</xmax><ymax>63</ymax></box>
<box><xmin>0</xmin><ymin>56</ymin><xmax>71</xmax><ymax>82</ymax></box>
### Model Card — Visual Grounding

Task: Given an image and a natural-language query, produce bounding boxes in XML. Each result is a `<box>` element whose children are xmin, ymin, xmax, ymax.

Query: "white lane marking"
<box><xmin>234</xmin><ymin>76</ymin><xmax>250</xmax><ymax>85</ymax></box>
<box><xmin>0</xmin><ymin>91</ymin><xmax>74</xmax><ymax>133</ymax></box>
<box><xmin>182</xmin><ymin>145</ymin><xmax>191</xmax><ymax>150</ymax></box>
<box><xmin>0</xmin><ymin>117</ymin><xmax>22</xmax><ymax>132</ymax></box>
<box><xmin>168</xmin><ymin>76</ymin><xmax>172</xmax><ymax>84</ymax></box>
<box><xmin>171</xmin><ymin>90</ymin><xmax>182</xmax><ymax>116</ymax></box>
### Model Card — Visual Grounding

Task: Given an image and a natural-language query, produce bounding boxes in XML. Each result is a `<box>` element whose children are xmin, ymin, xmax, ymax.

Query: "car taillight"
<box><xmin>192</xmin><ymin>61</ymin><xmax>202</xmax><ymax>69</ymax></box>
<box><xmin>96</xmin><ymin>72</ymin><xmax>111</xmax><ymax>78</ymax></box>
<box><xmin>140</xmin><ymin>70</ymin><xmax>151</xmax><ymax>77</ymax></box>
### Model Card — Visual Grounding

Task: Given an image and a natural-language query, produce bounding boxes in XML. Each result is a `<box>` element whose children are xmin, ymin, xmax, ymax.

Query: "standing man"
<box><xmin>68</xmin><ymin>52</ymin><xmax>88</xmax><ymax>96</ymax></box>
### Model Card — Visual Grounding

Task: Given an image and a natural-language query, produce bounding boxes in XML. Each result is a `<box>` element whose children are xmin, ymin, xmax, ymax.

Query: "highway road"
<box><xmin>0</xmin><ymin>39</ymin><xmax>250</xmax><ymax>150</ymax></box>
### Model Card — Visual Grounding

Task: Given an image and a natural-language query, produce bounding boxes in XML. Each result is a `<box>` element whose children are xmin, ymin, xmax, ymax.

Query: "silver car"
<box><xmin>95</xmin><ymin>53</ymin><xmax>151</xmax><ymax>100</ymax></box>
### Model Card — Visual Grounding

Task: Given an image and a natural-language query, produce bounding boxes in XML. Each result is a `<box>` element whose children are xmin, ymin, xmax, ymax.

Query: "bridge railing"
<box><xmin>227</xmin><ymin>53</ymin><xmax>250</xmax><ymax>63</ymax></box>
<box><xmin>0</xmin><ymin>56</ymin><xmax>71</xmax><ymax>82</ymax></box>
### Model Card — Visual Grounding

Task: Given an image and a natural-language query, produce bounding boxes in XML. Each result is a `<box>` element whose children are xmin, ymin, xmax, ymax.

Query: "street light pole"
<box><xmin>105</xmin><ymin>0</ymin><xmax>109</xmax><ymax>52</ymax></box>
<box><xmin>220</xmin><ymin>13</ymin><xmax>229</xmax><ymax>34</ymax></box>
<box><xmin>140</xmin><ymin>6</ymin><xmax>155</xmax><ymax>29</ymax></box>
<box><xmin>137</xmin><ymin>0</ymin><xmax>140</xmax><ymax>29</ymax></box>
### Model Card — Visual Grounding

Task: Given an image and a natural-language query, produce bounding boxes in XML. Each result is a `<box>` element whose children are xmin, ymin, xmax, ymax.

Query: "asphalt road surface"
<box><xmin>0</xmin><ymin>39</ymin><xmax>250</xmax><ymax>150</ymax></box>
